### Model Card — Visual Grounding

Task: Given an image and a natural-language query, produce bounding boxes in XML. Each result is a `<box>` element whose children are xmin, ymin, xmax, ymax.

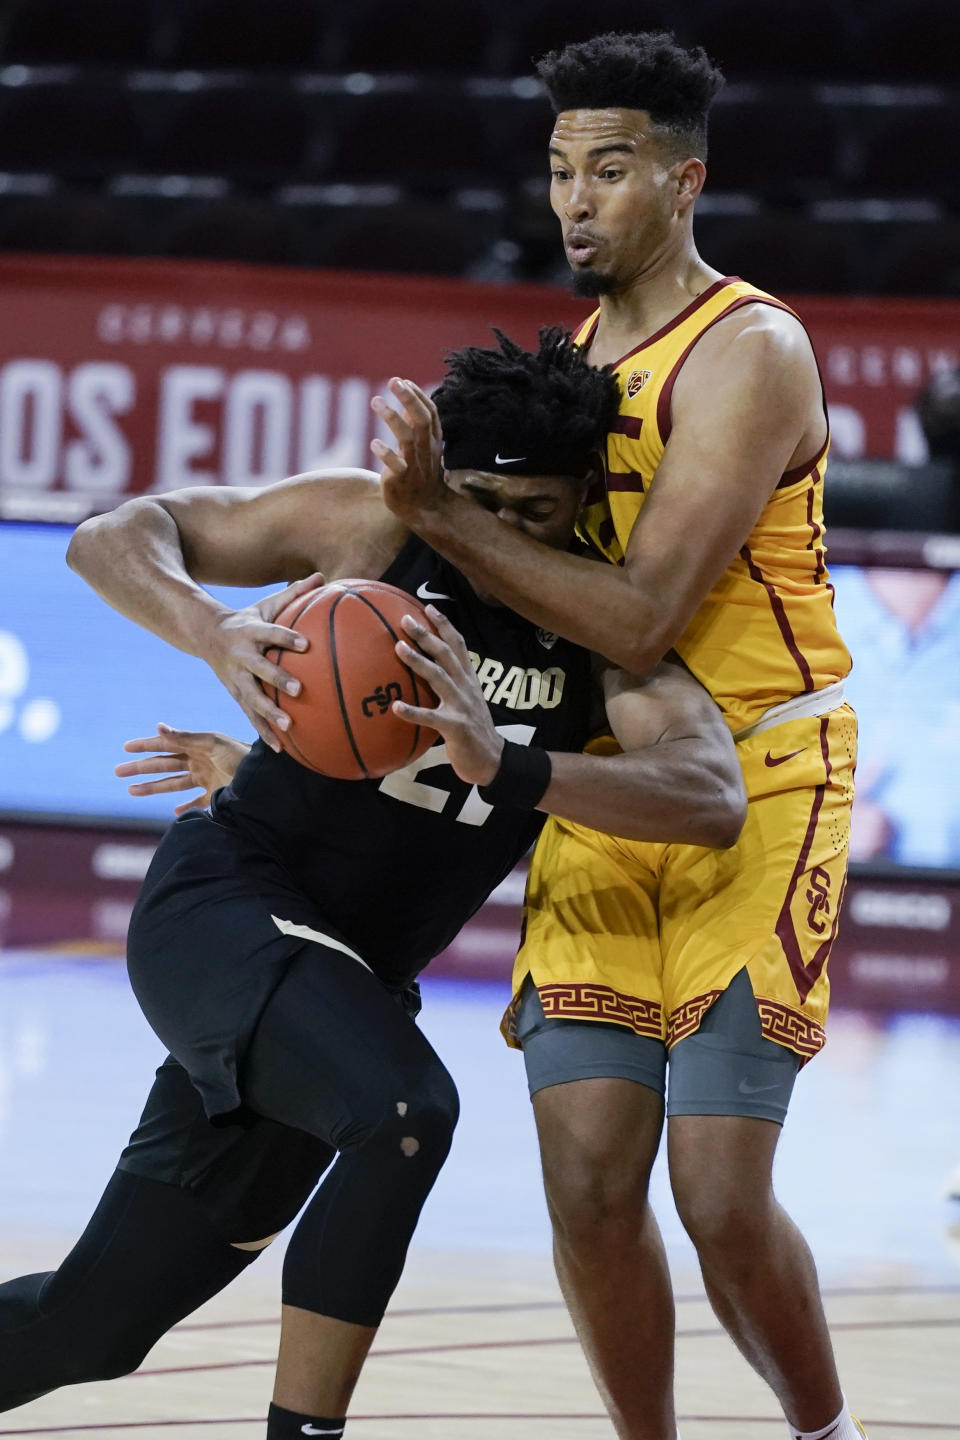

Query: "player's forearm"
<box><xmin>418</xmin><ymin>496</ymin><xmax>669</xmax><ymax>673</ymax></box>
<box><xmin>540</xmin><ymin>740</ymin><xmax>746</xmax><ymax>848</ymax></box>
<box><xmin>67</xmin><ymin>499</ymin><xmax>229</xmax><ymax>659</ymax></box>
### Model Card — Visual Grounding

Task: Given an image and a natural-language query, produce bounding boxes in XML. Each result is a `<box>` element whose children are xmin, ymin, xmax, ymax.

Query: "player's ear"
<box><xmin>575</xmin><ymin>462</ymin><xmax>599</xmax><ymax>506</ymax></box>
<box><xmin>675</xmin><ymin>157</ymin><xmax>706</xmax><ymax>212</ymax></box>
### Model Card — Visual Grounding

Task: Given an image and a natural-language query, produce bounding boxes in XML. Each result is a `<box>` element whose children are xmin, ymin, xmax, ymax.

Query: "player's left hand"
<box><xmin>115</xmin><ymin>723</ymin><xmax>250</xmax><ymax>815</ymax></box>
<box><xmin>392</xmin><ymin>605</ymin><xmax>504</xmax><ymax>785</ymax></box>
<box><xmin>370</xmin><ymin>379</ymin><xmax>448</xmax><ymax>525</ymax></box>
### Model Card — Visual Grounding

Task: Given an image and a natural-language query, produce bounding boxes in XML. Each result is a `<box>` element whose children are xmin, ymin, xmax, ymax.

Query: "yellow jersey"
<box><xmin>575</xmin><ymin>277</ymin><xmax>852</xmax><ymax>735</ymax></box>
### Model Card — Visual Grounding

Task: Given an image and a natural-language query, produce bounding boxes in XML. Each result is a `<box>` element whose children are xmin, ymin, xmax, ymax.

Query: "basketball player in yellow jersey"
<box><xmin>373</xmin><ymin>29</ymin><xmax>867</xmax><ymax>1440</ymax></box>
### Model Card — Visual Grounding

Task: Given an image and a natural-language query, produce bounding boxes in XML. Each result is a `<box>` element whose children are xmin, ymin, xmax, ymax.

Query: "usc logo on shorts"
<box><xmin>806</xmin><ymin>866</ymin><xmax>832</xmax><ymax>934</ymax></box>
<box><xmin>626</xmin><ymin>369</ymin><xmax>652</xmax><ymax>397</ymax></box>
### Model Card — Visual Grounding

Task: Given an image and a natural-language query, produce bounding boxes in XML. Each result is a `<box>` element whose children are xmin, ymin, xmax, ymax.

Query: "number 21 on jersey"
<box><xmin>378</xmin><ymin>725</ymin><xmax>536</xmax><ymax>827</ymax></box>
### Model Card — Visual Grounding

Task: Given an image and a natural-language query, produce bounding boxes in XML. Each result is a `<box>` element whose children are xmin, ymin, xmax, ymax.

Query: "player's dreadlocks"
<box><xmin>435</xmin><ymin>326</ymin><xmax>621</xmax><ymax>478</ymax></box>
<box><xmin>536</xmin><ymin>30</ymin><xmax>724</xmax><ymax>160</ymax></box>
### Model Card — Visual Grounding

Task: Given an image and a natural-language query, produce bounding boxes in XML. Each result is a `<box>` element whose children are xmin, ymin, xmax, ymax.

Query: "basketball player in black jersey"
<box><xmin>0</xmin><ymin>332</ymin><xmax>746</xmax><ymax>1439</ymax></box>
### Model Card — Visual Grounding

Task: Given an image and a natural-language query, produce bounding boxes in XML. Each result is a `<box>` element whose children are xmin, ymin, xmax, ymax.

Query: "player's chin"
<box><xmin>569</xmin><ymin>265</ymin><xmax>618</xmax><ymax>299</ymax></box>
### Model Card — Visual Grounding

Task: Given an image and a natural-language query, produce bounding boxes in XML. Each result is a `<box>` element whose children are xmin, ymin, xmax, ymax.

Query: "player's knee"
<box><xmin>545</xmin><ymin>1162</ymin><xmax>649</xmax><ymax>1250</ymax></box>
<box><xmin>673</xmin><ymin>1180</ymin><xmax>770</xmax><ymax>1262</ymax></box>
<box><xmin>344</xmin><ymin>1063</ymin><xmax>459</xmax><ymax>1178</ymax></box>
<box><xmin>387</xmin><ymin>1070</ymin><xmax>460</xmax><ymax>1177</ymax></box>
<box><xmin>397</xmin><ymin>1093</ymin><xmax>458</xmax><ymax>1176</ymax></box>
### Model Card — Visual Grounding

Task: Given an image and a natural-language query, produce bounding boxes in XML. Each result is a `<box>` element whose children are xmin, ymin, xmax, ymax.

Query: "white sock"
<box><xmin>786</xmin><ymin>1397</ymin><xmax>867</xmax><ymax>1440</ymax></box>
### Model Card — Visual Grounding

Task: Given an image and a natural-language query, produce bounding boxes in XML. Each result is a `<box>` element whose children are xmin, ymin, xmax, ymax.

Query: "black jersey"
<box><xmin>207</xmin><ymin>535</ymin><xmax>591</xmax><ymax>986</ymax></box>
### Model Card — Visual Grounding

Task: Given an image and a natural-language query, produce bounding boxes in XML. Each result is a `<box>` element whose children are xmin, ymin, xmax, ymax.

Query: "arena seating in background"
<box><xmin>0</xmin><ymin>82</ymin><xmax>142</xmax><ymax>179</ymax></box>
<box><xmin>0</xmin><ymin>191</ymin><xmax>134</xmax><ymax>252</ymax></box>
<box><xmin>0</xmin><ymin>0</ymin><xmax>957</xmax><ymax>292</ymax></box>
<box><xmin>316</xmin><ymin>201</ymin><xmax>489</xmax><ymax>275</ymax></box>
<box><xmin>161</xmin><ymin>197</ymin><xmax>303</xmax><ymax>264</ymax></box>
<box><xmin>324</xmin><ymin>91</ymin><xmax>491</xmax><ymax>190</ymax></box>
<box><xmin>707</xmin><ymin>100</ymin><xmax>841</xmax><ymax>201</ymax></box>
<box><xmin>507</xmin><ymin>0</ymin><xmax>676</xmax><ymax>72</ymax></box>
<box><xmin>853</xmin><ymin>108</ymin><xmax>960</xmax><ymax>204</ymax></box>
<box><xmin>878</xmin><ymin>224</ymin><xmax>960</xmax><ymax>297</ymax></box>
<box><xmin>0</xmin><ymin>0</ymin><xmax>155</xmax><ymax>65</ymax></box>
<box><xmin>696</xmin><ymin>214</ymin><xmax>861</xmax><ymax>296</ymax></box>
<box><xmin>860</xmin><ymin>0</ymin><xmax>960</xmax><ymax>81</ymax></box>
<box><xmin>153</xmin><ymin>87</ymin><xmax>311</xmax><ymax>182</ymax></box>
<box><xmin>824</xmin><ymin>460</ymin><xmax>959</xmax><ymax>534</ymax></box>
<box><xmin>338</xmin><ymin>0</ymin><xmax>506</xmax><ymax>75</ymax></box>
<box><xmin>171</xmin><ymin>0</ymin><xmax>327</xmax><ymax>69</ymax></box>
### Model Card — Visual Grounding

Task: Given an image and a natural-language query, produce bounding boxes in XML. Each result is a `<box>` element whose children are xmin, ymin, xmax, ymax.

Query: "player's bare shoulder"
<box><xmin>262</xmin><ymin>465</ymin><xmax>388</xmax><ymax>524</ymax></box>
<box><xmin>670</xmin><ymin>298</ymin><xmax>824</xmax><ymax>465</ymax></box>
<box><xmin>682</xmin><ymin>300</ymin><xmax>818</xmax><ymax>396</ymax></box>
<box><xmin>288</xmin><ymin>467</ymin><xmax>410</xmax><ymax>581</ymax></box>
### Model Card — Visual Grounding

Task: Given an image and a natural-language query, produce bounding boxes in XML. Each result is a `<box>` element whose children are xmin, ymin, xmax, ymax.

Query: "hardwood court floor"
<box><xmin>0</xmin><ymin>955</ymin><xmax>958</xmax><ymax>1438</ymax></box>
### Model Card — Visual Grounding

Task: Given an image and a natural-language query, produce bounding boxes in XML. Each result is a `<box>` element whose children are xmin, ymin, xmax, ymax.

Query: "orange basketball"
<box><xmin>266</xmin><ymin>580</ymin><xmax>439</xmax><ymax>779</ymax></box>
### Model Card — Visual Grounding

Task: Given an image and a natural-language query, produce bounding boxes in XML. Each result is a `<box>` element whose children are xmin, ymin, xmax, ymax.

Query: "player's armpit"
<box><xmin>540</xmin><ymin>658</ymin><xmax>747</xmax><ymax>848</ymax></box>
<box><xmin>602</xmin><ymin>655</ymin><xmax>731</xmax><ymax>751</ymax></box>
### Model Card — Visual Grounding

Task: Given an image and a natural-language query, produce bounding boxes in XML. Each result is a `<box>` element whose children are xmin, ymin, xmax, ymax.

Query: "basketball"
<box><xmin>267</xmin><ymin>579</ymin><xmax>439</xmax><ymax>779</ymax></box>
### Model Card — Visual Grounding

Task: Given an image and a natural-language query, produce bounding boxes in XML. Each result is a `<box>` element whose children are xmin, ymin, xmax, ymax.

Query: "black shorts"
<box><xmin>118</xmin><ymin>1054</ymin><xmax>333</xmax><ymax>1242</ymax></box>
<box><xmin>127</xmin><ymin>811</ymin><xmax>418</xmax><ymax>1124</ymax></box>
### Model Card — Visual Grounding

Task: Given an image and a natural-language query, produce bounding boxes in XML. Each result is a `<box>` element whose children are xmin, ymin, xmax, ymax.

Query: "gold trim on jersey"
<box><xmin>502</xmin><ymin>981</ymin><xmax>663</xmax><ymax>1042</ymax></box>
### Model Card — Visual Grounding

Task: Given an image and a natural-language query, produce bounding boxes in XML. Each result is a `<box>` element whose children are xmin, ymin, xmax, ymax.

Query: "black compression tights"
<box><xmin>0</xmin><ymin>1168</ymin><xmax>259</xmax><ymax>1411</ymax></box>
<box><xmin>0</xmin><ymin>948</ymin><xmax>457</xmax><ymax>1410</ymax></box>
<box><xmin>242</xmin><ymin>946</ymin><xmax>460</xmax><ymax>1328</ymax></box>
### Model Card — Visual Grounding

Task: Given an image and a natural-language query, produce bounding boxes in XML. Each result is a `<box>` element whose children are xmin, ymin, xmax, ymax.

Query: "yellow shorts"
<box><xmin>503</xmin><ymin>704</ymin><xmax>857</xmax><ymax>1065</ymax></box>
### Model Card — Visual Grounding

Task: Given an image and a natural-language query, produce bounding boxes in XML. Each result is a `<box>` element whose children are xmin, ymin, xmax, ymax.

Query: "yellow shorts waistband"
<box><xmin>733</xmin><ymin>680</ymin><xmax>847</xmax><ymax>744</ymax></box>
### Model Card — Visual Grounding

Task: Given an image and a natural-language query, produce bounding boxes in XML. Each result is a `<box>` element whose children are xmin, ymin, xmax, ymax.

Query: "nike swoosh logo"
<box><xmin>764</xmin><ymin>748</ymin><xmax>804</xmax><ymax>767</ymax></box>
<box><xmin>494</xmin><ymin>452</ymin><xmax>526</xmax><ymax>465</ymax></box>
<box><xmin>738</xmin><ymin>1078</ymin><xmax>781</xmax><ymax>1095</ymax></box>
<box><xmin>301</xmin><ymin>1428</ymin><xmax>344</xmax><ymax>1437</ymax></box>
<box><xmin>416</xmin><ymin>581</ymin><xmax>452</xmax><ymax>602</ymax></box>
<box><xmin>271</xmin><ymin>915</ymin><xmax>371</xmax><ymax>973</ymax></box>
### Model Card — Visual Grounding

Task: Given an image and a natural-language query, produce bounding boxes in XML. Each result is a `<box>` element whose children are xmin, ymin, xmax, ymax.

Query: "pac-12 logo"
<box><xmin>361</xmin><ymin>682</ymin><xmax>402</xmax><ymax>717</ymax></box>
<box><xmin>626</xmin><ymin>369</ymin><xmax>652</xmax><ymax>397</ymax></box>
<box><xmin>806</xmin><ymin>866</ymin><xmax>832</xmax><ymax>935</ymax></box>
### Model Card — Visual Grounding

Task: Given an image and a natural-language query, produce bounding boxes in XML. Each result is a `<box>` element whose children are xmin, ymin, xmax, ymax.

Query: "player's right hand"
<box><xmin>116</xmin><ymin>723</ymin><xmax>250</xmax><ymax>815</ymax></box>
<box><xmin>392</xmin><ymin>604</ymin><xmax>505</xmax><ymax>786</ymax></box>
<box><xmin>202</xmin><ymin>572</ymin><xmax>324</xmax><ymax>749</ymax></box>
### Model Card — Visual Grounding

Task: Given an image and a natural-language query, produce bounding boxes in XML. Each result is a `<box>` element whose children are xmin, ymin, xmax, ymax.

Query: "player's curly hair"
<box><xmin>536</xmin><ymin>30</ymin><xmax>724</xmax><ymax>160</ymax></box>
<box><xmin>434</xmin><ymin>326</ymin><xmax>621</xmax><ymax>478</ymax></box>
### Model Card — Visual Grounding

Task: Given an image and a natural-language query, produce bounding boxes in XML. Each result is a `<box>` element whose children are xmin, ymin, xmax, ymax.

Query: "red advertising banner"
<box><xmin>0</xmin><ymin>255</ymin><xmax>958</xmax><ymax>521</ymax></box>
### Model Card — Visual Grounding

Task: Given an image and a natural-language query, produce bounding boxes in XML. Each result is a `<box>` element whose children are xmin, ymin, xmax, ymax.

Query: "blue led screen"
<box><xmin>2</xmin><ymin>524</ymin><xmax>960</xmax><ymax>869</ymax></box>
<box><xmin>0</xmin><ymin>522</ymin><xmax>273</xmax><ymax>821</ymax></box>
